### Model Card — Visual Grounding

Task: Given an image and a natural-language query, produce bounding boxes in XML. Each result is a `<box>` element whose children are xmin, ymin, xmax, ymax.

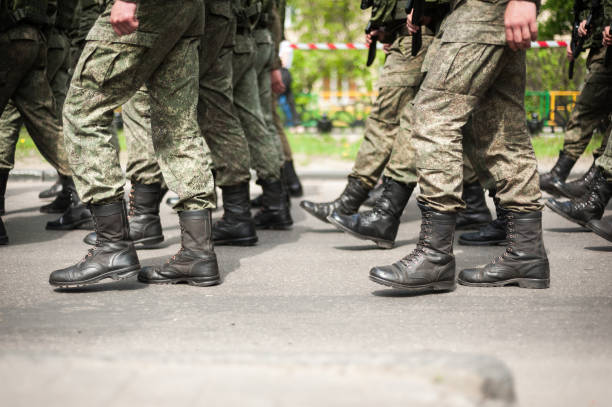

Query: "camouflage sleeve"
<box><xmin>605</xmin><ymin>0</ymin><xmax>612</xmax><ymax>21</ymax></box>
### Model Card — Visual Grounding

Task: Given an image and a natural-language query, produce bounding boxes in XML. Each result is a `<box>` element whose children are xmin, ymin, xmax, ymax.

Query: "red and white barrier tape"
<box><xmin>288</xmin><ymin>41</ymin><xmax>567</xmax><ymax>50</ymax></box>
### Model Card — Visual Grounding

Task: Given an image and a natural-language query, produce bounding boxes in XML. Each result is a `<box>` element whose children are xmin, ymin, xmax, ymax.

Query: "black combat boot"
<box><xmin>299</xmin><ymin>177</ymin><xmax>370</xmax><ymax>224</ymax></box>
<box><xmin>40</xmin><ymin>174</ymin><xmax>73</xmax><ymax>213</ymax></box>
<box><xmin>0</xmin><ymin>216</ymin><xmax>7</xmax><ymax>245</ymax></box>
<box><xmin>545</xmin><ymin>167</ymin><xmax>612</xmax><ymax>227</ymax></box>
<box><xmin>138</xmin><ymin>209</ymin><xmax>221</xmax><ymax>286</ymax></box>
<box><xmin>459</xmin><ymin>211</ymin><xmax>550</xmax><ymax>288</ymax></box>
<box><xmin>213</xmin><ymin>182</ymin><xmax>258</xmax><ymax>246</ymax></box>
<box><xmin>539</xmin><ymin>151</ymin><xmax>576</xmax><ymax>196</ymax></box>
<box><xmin>49</xmin><ymin>201</ymin><xmax>140</xmax><ymax>287</ymax></box>
<box><xmin>587</xmin><ymin>219</ymin><xmax>612</xmax><ymax>243</ymax></box>
<box><xmin>362</xmin><ymin>181</ymin><xmax>384</xmax><ymax>207</ymax></box>
<box><xmin>83</xmin><ymin>183</ymin><xmax>165</xmax><ymax>248</ymax></box>
<box><xmin>284</xmin><ymin>160</ymin><xmax>303</xmax><ymax>197</ymax></box>
<box><xmin>328</xmin><ymin>177</ymin><xmax>415</xmax><ymax>249</ymax></box>
<box><xmin>554</xmin><ymin>160</ymin><xmax>597</xmax><ymax>199</ymax></box>
<box><xmin>39</xmin><ymin>174</ymin><xmax>63</xmax><ymax>199</ymax></box>
<box><xmin>254</xmin><ymin>178</ymin><xmax>293</xmax><ymax>229</ymax></box>
<box><xmin>459</xmin><ymin>199</ymin><xmax>508</xmax><ymax>246</ymax></box>
<box><xmin>455</xmin><ymin>181</ymin><xmax>492</xmax><ymax>230</ymax></box>
<box><xmin>0</xmin><ymin>170</ymin><xmax>7</xmax><ymax>216</ymax></box>
<box><xmin>46</xmin><ymin>178</ymin><xmax>93</xmax><ymax>230</ymax></box>
<box><xmin>369</xmin><ymin>205</ymin><xmax>457</xmax><ymax>292</ymax></box>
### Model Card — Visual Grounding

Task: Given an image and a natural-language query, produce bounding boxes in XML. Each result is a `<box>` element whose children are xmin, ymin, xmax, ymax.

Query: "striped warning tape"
<box><xmin>288</xmin><ymin>41</ymin><xmax>567</xmax><ymax>50</ymax></box>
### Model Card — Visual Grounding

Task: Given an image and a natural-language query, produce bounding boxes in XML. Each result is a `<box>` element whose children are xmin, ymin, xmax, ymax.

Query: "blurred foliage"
<box><xmin>289</xmin><ymin>0</ymin><xmax>383</xmax><ymax>93</ymax></box>
<box><xmin>539</xmin><ymin>0</ymin><xmax>575</xmax><ymax>39</ymax></box>
<box><xmin>526</xmin><ymin>48</ymin><xmax>586</xmax><ymax>91</ymax></box>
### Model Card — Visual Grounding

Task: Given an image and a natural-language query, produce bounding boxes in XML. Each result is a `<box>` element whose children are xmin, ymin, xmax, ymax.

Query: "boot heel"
<box><xmin>518</xmin><ymin>279</ymin><xmax>549</xmax><ymax>289</ymax></box>
<box><xmin>134</xmin><ymin>235</ymin><xmax>164</xmax><ymax>249</ymax></box>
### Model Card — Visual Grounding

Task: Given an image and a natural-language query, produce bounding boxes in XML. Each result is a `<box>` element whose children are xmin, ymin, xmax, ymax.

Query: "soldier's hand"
<box><xmin>406</xmin><ymin>11</ymin><xmax>420</xmax><ymax>34</ymax></box>
<box><xmin>566</xmin><ymin>42</ymin><xmax>574</xmax><ymax>61</ymax></box>
<box><xmin>383</xmin><ymin>43</ymin><xmax>391</xmax><ymax>55</ymax></box>
<box><xmin>110</xmin><ymin>0</ymin><xmax>139</xmax><ymax>36</ymax></box>
<box><xmin>365</xmin><ymin>30</ymin><xmax>379</xmax><ymax>47</ymax></box>
<box><xmin>603</xmin><ymin>26</ymin><xmax>612</xmax><ymax>46</ymax></box>
<box><xmin>504</xmin><ymin>1</ymin><xmax>537</xmax><ymax>51</ymax></box>
<box><xmin>578</xmin><ymin>19</ymin><xmax>588</xmax><ymax>37</ymax></box>
<box><xmin>271</xmin><ymin>69</ymin><xmax>286</xmax><ymax>94</ymax></box>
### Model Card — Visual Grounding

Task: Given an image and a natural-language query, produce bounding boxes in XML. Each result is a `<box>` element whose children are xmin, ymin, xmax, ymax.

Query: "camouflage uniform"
<box><xmin>349</xmin><ymin>33</ymin><xmax>433</xmax><ymax>189</ymax></box>
<box><xmin>562</xmin><ymin>0</ymin><xmax>612</xmax><ymax>160</ymax></box>
<box><xmin>199</xmin><ymin>0</ymin><xmax>251</xmax><ymax>187</ymax></box>
<box><xmin>412</xmin><ymin>0</ymin><xmax>542</xmax><ymax>213</ymax></box>
<box><xmin>0</xmin><ymin>0</ymin><xmax>71</xmax><ymax>176</ymax></box>
<box><xmin>64</xmin><ymin>0</ymin><xmax>214</xmax><ymax>211</ymax></box>
<box><xmin>232</xmin><ymin>2</ymin><xmax>283</xmax><ymax>182</ymax></box>
<box><xmin>596</xmin><ymin>129</ymin><xmax>612</xmax><ymax>180</ymax></box>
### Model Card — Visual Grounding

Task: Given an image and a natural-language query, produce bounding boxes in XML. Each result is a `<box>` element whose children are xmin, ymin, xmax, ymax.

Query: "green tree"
<box><xmin>539</xmin><ymin>0</ymin><xmax>575</xmax><ymax>39</ymax></box>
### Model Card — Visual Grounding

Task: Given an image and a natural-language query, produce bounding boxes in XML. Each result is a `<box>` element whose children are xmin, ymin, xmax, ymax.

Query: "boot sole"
<box><xmin>138</xmin><ymin>275</ymin><xmax>221</xmax><ymax>287</ymax></box>
<box><xmin>545</xmin><ymin>200</ymin><xmax>589</xmax><ymax>227</ymax></box>
<box><xmin>214</xmin><ymin>236</ymin><xmax>258</xmax><ymax>246</ymax></box>
<box><xmin>46</xmin><ymin>218</ymin><xmax>94</xmax><ymax>231</ymax></box>
<box><xmin>369</xmin><ymin>275</ymin><xmax>456</xmax><ymax>292</ymax></box>
<box><xmin>586</xmin><ymin>222</ymin><xmax>612</xmax><ymax>243</ymax></box>
<box><xmin>458</xmin><ymin>277</ymin><xmax>550</xmax><ymax>289</ymax></box>
<box><xmin>134</xmin><ymin>235</ymin><xmax>165</xmax><ymax>250</ymax></box>
<box><xmin>255</xmin><ymin>222</ymin><xmax>293</xmax><ymax>230</ymax></box>
<box><xmin>49</xmin><ymin>265</ymin><xmax>140</xmax><ymax>288</ymax></box>
<box><xmin>327</xmin><ymin>216</ymin><xmax>394</xmax><ymax>249</ymax></box>
<box><xmin>458</xmin><ymin>238</ymin><xmax>507</xmax><ymax>246</ymax></box>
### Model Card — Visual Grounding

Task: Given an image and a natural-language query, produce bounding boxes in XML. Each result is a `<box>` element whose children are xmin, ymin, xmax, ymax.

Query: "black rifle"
<box><xmin>365</xmin><ymin>21</ymin><xmax>378</xmax><ymax>67</ymax></box>
<box><xmin>406</xmin><ymin>0</ymin><xmax>424</xmax><ymax>56</ymax></box>
<box><xmin>605</xmin><ymin>21</ymin><xmax>612</xmax><ymax>67</ymax></box>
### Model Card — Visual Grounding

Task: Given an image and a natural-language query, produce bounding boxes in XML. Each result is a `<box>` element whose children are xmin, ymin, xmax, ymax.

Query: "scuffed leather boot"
<box><xmin>49</xmin><ymin>201</ymin><xmax>140</xmax><ymax>287</ymax></box>
<box><xmin>39</xmin><ymin>175</ymin><xmax>63</xmax><ymax>199</ymax></box>
<box><xmin>362</xmin><ymin>181</ymin><xmax>384</xmax><ymax>207</ymax></box>
<box><xmin>587</xmin><ymin>219</ymin><xmax>612</xmax><ymax>243</ymax></box>
<box><xmin>213</xmin><ymin>182</ymin><xmax>258</xmax><ymax>246</ymax></box>
<box><xmin>539</xmin><ymin>151</ymin><xmax>576</xmax><ymax>196</ymax></box>
<box><xmin>46</xmin><ymin>178</ymin><xmax>93</xmax><ymax>230</ymax></box>
<box><xmin>138</xmin><ymin>209</ymin><xmax>221</xmax><ymax>286</ymax></box>
<box><xmin>0</xmin><ymin>216</ymin><xmax>8</xmax><ymax>245</ymax></box>
<box><xmin>459</xmin><ymin>211</ymin><xmax>550</xmax><ymax>288</ymax></box>
<box><xmin>328</xmin><ymin>177</ymin><xmax>415</xmax><ymax>249</ymax></box>
<box><xmin>369</xmin><ymin>205</ymin><xmax>457</xmax><ymax>292</ymax></box>
<box><xmin>254</xmin><ymin>178</ymin><xmax>293</xmax><ymax>229</ymax></box>
<box><xmin>554</xmin><ymin>160</ymin><xmax>597</xmax><ymax>199</ymax></box>
<box><xmin>284</xmin><ymin>160</ymin><xmax>303</xmax><ymax>197</ymax></box>
<box><xmin>299</xmin><ymin>177</ymin><xmax>369</xmax><ymax>224</ymax></box>
<box><xmin>459</xmin><ymin>199</ymin><xmax>508</xmax><ymax>246</ymax></box>
<box><xmin>455</xmin><ymin>181</ymin><xmax>492</xmax><ymax>230</ymax></box>
<box><xmin>83</xmin><ymin>183</ymin><xmax>165</xmax><ymax>248</ymax></box>
<box><xmin>0</xmin><ymin>170</ymin><xmax>7</xmax><ymax>216</ymax></box>
<box><xmin>546</xmin><ymin>167</ymin><xmax>612</xmax><ymax>227</ymax></box>
<box><xmin>40</xmin><ymin>174</ymin><xmax>73</xmax><ymax>213</ymax></box>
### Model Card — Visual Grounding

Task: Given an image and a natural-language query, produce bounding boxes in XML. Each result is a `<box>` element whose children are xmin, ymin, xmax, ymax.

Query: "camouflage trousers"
<box><xmin>413</xmin><ymin>42</ymin><xmax>541</xmax><ymax>213</ymax></box>
<box><xmin>64</xmin><ymin>0</ymin><xmax>214</xmax><ymax>211</ymax></box>
<box><xmin>233</xmin><ymin>33</ymin><xmax>282</xmax><ymax>182</ymax></box>
<box><xmin>199</xmin><ymin>6</ymin><xmax>251</xmax><ymax>187</ymax></box>
<box><xmin>349</xmin><ymin>34</ymin><xmax>432</xmax><ymax>189</ymax></box>
<box><xmin>596</xmin><ymin>129</ymin><xmax>612</xmax><ymax>181</ymax></box>
<box><xmin>562</xmin><ymin>47</ymin><xmax>612</xmax><ymax>160</ymax></box>
<box><xmin>0</xmin><ymin>25</ymin><xmax>70</xmax><ymax>175</ymax></box>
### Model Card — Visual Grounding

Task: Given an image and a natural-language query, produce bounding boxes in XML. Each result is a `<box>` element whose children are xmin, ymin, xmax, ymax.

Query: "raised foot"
<box><xmin>137</xmin><ymin>274</ymin><xmax>221</xmax><ymax>287</ymax></box>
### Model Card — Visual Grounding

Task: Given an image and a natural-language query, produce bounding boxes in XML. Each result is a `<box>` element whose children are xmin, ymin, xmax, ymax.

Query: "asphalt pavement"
<box><xmin>1</xmin><ymin>177</ymin><xmax>611</xmax><ymax>406</ymax></box>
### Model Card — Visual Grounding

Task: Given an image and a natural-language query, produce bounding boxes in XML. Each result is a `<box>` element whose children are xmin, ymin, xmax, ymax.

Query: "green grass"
<box><xmin>12</xmin><ymin>128</ymin><xmax>604</xmax><ymax>165</ymax></box>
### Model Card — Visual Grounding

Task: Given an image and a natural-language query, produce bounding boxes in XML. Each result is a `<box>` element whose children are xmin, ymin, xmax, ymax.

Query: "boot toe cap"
<box><xmin>138</xmin><ymin>266</ymin><xmax>164</xmax><ymax>283</ymax></box>
<box><xmin>369</xmin><ymin>265</ymin><xmax>400</xmax><ymax>284</ymax></box>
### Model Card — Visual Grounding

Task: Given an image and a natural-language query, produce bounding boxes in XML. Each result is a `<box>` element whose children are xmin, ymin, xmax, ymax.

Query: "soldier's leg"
<box><xmin>300</xmin><ymin>34</ymin><xmax>429</xmax><ymax>225</ymax></box>
<box><xmin>198</xmin><ymin>12</ymin><xmax>257</xmax><ymax>246</ymax></box>
<box><xmin>0</xmin><ymin>105</ymin><xmax>22</xmax><ymax>175</ymax></box>
<box><xmin>233</xmin><ymin>41</ymin><xmax>292</xmax><ymax>229</ymax></box>
<box><xmin>273</xmin><ymin>97</ymin><xmax>303</xmax><ymax>197</ymax></box>
<box><xmin>542</xmin><ymin>47</ymin><xmax>612</xmax><ymax>195</ymax></box>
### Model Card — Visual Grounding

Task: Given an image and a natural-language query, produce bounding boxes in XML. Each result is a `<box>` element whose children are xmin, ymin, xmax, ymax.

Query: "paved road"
<box><xmin>1</xmin><ymin>178</ymin><xmax>611</xmax><ymax>406</ymax></box>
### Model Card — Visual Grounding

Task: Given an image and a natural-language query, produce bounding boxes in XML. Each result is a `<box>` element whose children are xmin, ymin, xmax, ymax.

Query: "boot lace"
<box><xmin>167</xmin><ymin>223</ymin><xmax>186</xmax><ymax>264</ymax></box>
<box><xmin>399</xmin><ymin>211</ymin><xmax>432</xmax><ymax>265</ymax></box>
<box><xmin>492</xmin><ymin>216</ymin><xmax>515</xmax><ymax>264</ymax></box>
